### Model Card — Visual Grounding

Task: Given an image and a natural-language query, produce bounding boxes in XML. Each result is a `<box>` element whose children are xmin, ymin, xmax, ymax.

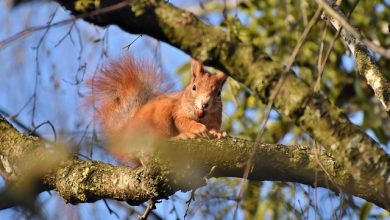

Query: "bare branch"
<box><xmin>1</xmin><ymin>115</ymin><xmax>389</xmax><ymax>211</ymax></box>
<box><xmin>317</xmin><ymin>0</ymin><xmax>390</xmax><ymax>58</ymax></box>
<box><xmin>0</xmin><ymin>0</ymin><xmax>133</xmax><ymax>50</ymax></box>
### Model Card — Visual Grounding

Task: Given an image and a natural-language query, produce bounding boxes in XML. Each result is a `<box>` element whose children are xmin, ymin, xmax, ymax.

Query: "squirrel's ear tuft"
<box><xmin>191</xmin><ymin>59</ymin><xmax>204</xmax><ymax>79</ymax></box>
<box><xmin>216</xmin><ymin>71</ymin><xmax>227</xmax><ymax>85</ymax></box>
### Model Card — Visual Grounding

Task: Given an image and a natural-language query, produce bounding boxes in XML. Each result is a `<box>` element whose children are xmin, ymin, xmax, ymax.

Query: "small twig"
<box><xmin>233</xmin><ymin>6</ymin><xmax>323</xmax><ymax>220</ymax></box>
<box><xmin>61</xmin><ymin>24</ymin><xmax>87</xmax><ymax>87</ymax></box>
<box><xmin>122</xmin><ymin>34</ymin><xmax>143</xmax><ymax>50</ymax></box>
<box><xmin>0</xmin><ymin>110</ymin><xmax>58</xmax><ymax>147</ymax></box>
<box><xmin>0</xmin><ymin>108</ymin><xmax>33</xmax><ymax>135</ymax></box>
<box><xmin>315</xmin><ymin>0</ymin><xmax>360</xmax><ymax>92</ymax></box>
<box><xmin>11</xmin><ymin>94</ymin><xmax>34</xmax><ymax>121</ymax></box>
<box><xmin>103</xmin><ymin>199</ymin><xmax>120</xmax><ymax>219</ymax></box>
<box><xmin>30</xmin><ymin>121</ymin><xmax>57</xmax><ymax>142</ymax></box>
<box><xmin>313</xmin><ymin>141</ymin><xmax>345</xmax><ymax>219</ymax></box>
<box><xmin>54</xmin><ymin>21</ymin><xmax>76</xmax><ymax>48</ymax></box>
<box><xmin>75</xmin><ymin>153</ymin><xmax>92</xmax><ymax>161</ymax></box>
<box><xmin>313</xmin><ymin>142</ymin><xmax>341</xmax><ymax>191</ymax></box>
<box><xmin>300</xmin><ymin>0</ymin><xmax>308</xmax><ymax>26</ymax></box>
<box><xmin>75</xmin><ymin>23</ymin><xmax>86</xmax><ymax>83</ymax></box>
<box><xmin>184</xmin><ymin>189</ymin><xmax>196</xmax><ymax>219</ymax></box>
<box><xmin>203</xmin><ymin>165</ymin><xmax>218</xmax><ymax>181</ymax></box>
<box><xmin>76</xmin><ymin>121</ymin><xmax>92</xmax><ymax>149</ymax></box>
<box><xmin>32</xmin><ymin>5</ymin><xmax>60</xmax><ymax>127</ymax></box>
<box><xmin>338</xmin><ymin>193</ymin><xmax>345</xmax><ymax>219</ymax></box>
<box><xmin>0</xmin><ymin>0</ymin><xmax>134</xmax><ymax>50</ymax></box>
<box><xmin>138</xmin><ymin>199</ymin><xmax>156</xmax><ymax>220</ymax></box>
<box><xmin>169</xmin><ymin>196</ymin><xmax>180</xmax><ymax>220</ymax></box>
<box><xmin>317</xmin><ymin>0</ymin><xmax>390</xmax><ymax>58</ymax></box>
<box><xmin>285</xmin><ymin>7</ymin><xmax>323</xmax><ymax>71</ymax></box>
<box><xmin>297</xmin><ymin>200</ymin><xmax>307</xmax><ymax>220</ymax></box>
<box><xmin>315</xmin><ymin>20</ymin><xmax>329</xmax><ymax>92</ymax></box>
<box><xmin>314</xmin><ymin>149</ymin><xmax>319</xmax><ymax>219</ymax></box>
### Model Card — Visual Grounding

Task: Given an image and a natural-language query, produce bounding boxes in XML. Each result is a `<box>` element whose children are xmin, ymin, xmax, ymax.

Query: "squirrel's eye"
<box><xmin>217</xmin><ymin>90</ymin><xmax>221</xmax><ymax>97</ymax></box>
<box><xmin>192</xmin><ymin>84</ymin><xmax>196</xmax><ymax>91</ymax></box>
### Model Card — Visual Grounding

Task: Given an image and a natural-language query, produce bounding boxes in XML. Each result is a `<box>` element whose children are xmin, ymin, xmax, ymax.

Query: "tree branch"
<box><xmin>1</xmin><ymin>112</ymin><xmax>390</xmax><ymax>211</ymax></box>
<box><xmin>317</xmin><ymin>0</ymin><xmax>390</xmax><ymax>115</ymax></box>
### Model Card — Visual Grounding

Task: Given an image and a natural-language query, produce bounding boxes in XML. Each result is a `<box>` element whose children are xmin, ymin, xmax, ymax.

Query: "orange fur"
<box><xmin>87</xmin><ymin>55</ymin><xmax>227</xmax><ymax>164</ymax></box>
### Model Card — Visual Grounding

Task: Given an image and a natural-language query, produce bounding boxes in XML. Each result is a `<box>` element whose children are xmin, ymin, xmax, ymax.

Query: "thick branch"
<box><xmin>1</xmin><ymin>114</ymin><xmax>390</xmax><ymax>211</ymax></box>
<box><xmin>52</xmin><ymin>0</ymin><xmax>390</xmax><ymax>204</ymax></box>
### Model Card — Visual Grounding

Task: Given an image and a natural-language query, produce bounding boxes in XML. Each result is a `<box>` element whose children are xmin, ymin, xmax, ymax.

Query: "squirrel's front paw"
<box><xmin>209</xmin><ymin>129</ymin><xmax>228</xmax><ymax>139</ymax></box>
<box><xmin>171</xmin><ymin>125</ymin><xmax>208</xmax><ymax>140</ymax></box>
<box><xmin>171</xmin><ymin>133</ymin><xmax>196</xmax><ymax>140</ymax></box>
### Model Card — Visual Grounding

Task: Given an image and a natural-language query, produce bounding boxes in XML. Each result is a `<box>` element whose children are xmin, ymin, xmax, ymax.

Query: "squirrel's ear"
<box><xmin>216</xmin><ymin>71</ymin><xmax>227</xmax><ymax>85</ymax></box>
<box><xmin>191</xmin><ymin>59</ymin><xmax>204</xmax><ymax>79</ymax></box>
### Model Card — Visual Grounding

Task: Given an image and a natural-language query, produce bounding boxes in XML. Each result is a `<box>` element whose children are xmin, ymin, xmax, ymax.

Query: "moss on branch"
<box><xmin>1</xmin><ymin>115</ymin><xmax>389</xmax><ymax>210</ymax></box>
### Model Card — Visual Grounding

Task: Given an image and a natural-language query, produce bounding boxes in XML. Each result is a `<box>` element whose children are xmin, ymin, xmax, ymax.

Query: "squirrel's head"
<box><xmin>188</xmin><ymin>60</ymin><xmax>227</xmax><ymax>119</ymax></box>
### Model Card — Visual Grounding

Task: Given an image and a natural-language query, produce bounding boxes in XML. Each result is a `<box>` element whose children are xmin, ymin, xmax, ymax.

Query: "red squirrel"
<box><xmin>87</xmin><ymin>55</ymin><xmax>227</xmax><ymax>163</ymax></box>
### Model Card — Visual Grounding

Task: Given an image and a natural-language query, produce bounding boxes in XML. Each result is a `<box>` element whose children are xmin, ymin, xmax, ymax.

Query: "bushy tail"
<box><xmin>87</xmin><ymin>55</ymin><xmax>170</xmax><ymax>134</ymax></box>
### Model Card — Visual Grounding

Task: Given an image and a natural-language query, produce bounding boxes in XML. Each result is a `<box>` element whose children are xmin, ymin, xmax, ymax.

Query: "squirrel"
<box><xmin>87</xmin><ymin>55</ymin><xmax>227</xmax><ymax>164</ymax></box>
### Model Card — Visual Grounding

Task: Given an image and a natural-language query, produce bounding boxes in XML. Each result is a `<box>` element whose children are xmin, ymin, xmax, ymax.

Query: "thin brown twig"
<box><xmin>184</xmin><ymin>189</ymin><xmax>196</xmax><ymax>219</ymax></box>
<box><xmin>87</xmin><ymin>27</ymin><xmax>110</xmax><ymax>158</ymax></box>
<box><xmin>317</xmin><ymin>0</ymin><xmax>390</xmax><ymax>58</ymax></box>
<box><xmin>311</xmin><ymin>139</ymin><xmax>319</xmax><ymax>219</ymax></box>
<box><xmin>0</xmin><ymin>109</ymin><xmax>59</xmax><ymax>149</ymax></box>
<box><xmin>122</xmin><ymin>34</ymin><xmax>143</xmax><ymax>50</ymax></box>
<box><xmin>0</xmin><ymin>94</ymin><xmax>35</xmax><ymax>135</ymax></box>
<box><xmin>60</xmin><ymin>22</ymin><xmax>87</xmax><ymax>87</ymax></box>
<box><xmin>54</xmin><ymin>21</ymin><xmax>76</xmax><ymax>48</ymax></box>
<box><xmin>103</xmin><ymin>199</ymin><xmax>120</xmax><ymax>219</ymax></box>
<box><xmin>0</xmin><ymin>0</ymin><xmax>133</xmax><ymax>50</ymax></box>
<box><xmin>0</xmin><ymin>109</ymin><xmax>32</xmax><ymax>134</ymax></box>
<box><xmin>30</xmin><ymin>120</ymin><xmax>57</xmax><ymax>142</ymax></box>
<box><xmin>112</xmin><ymin>200</ymin><xmax>163</xmax><ymax>220</ymax></box>
<box><xmin>313</xmin><ymin>141</ymin><xmax>344</xmax><ymax>219</ymax></box>
<box><xmin>0</xmin><ymin>19</ymin><xmax>72</xmax><ymax>50</ymax></box>
<box><xmin>233</xmin><ymin>6</ymin><xmax>323</xmax><ymax>219</ymax></box>
<box><xmin>285</xmin><ymin>7</ymin><xmax>323</xmax><ymax>71</ymax></box>
<box><xmin>315</xmin><ymin>0</ymin><xmax>360</xmax><ymax>92</ymax></box>
<box><xmin>31</xmin><ymin>5</ymin><xmax>60</xmax><ymax>127</ymax></box>
<box><xmin>315</xmin><ymin>21</ymin><xmax>329</xmax><ymax>92</ymax></box>
<box><xmin>300</xmin><ymin>0</ymin><xmax>308</xmax><ymax>26</ymax></box>
<box><xmin>76</xmin><ymin>121</ymin><xmax>92</xmax><ymax>150</ymax></box>
<box><xmin>138</xmin><ymin>199</ymin><xmax>156</xmax><ymax>220</ymax></box>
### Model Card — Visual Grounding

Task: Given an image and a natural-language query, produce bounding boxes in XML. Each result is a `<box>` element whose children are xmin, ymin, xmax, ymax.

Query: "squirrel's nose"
<box><xmin>202</xmin><ymin>102</ymin><xmax>209</xmax><ymax>109</ymax></box>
